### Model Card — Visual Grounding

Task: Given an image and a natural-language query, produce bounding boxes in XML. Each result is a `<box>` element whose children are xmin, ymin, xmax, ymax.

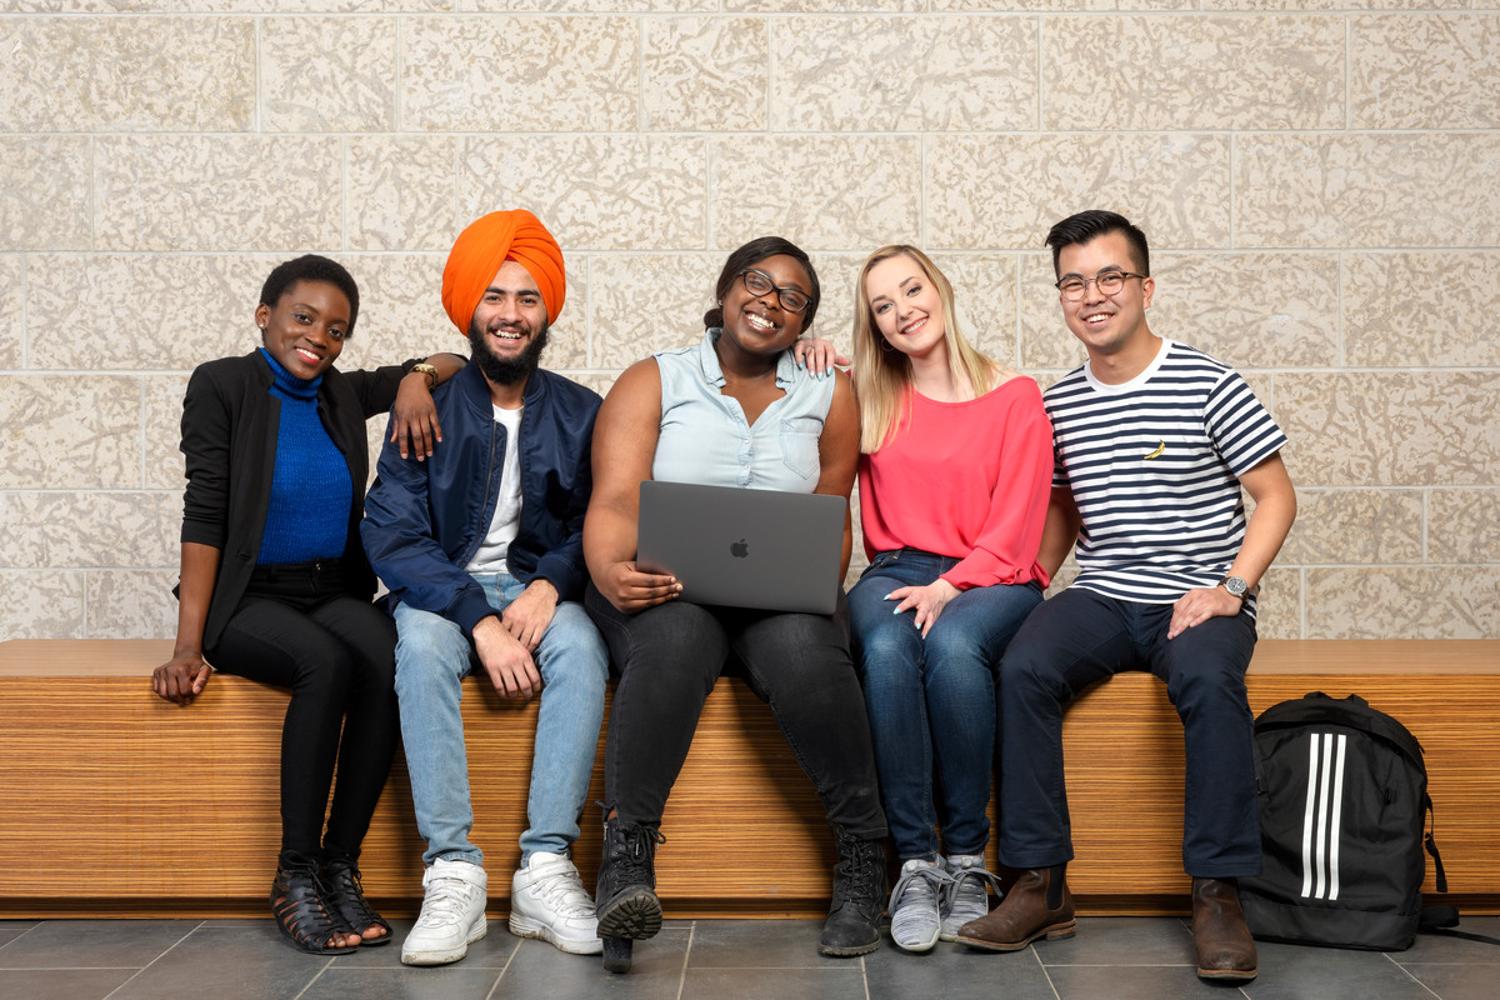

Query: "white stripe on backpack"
<box><xmin>1300</xmin><ymin>732</ymin><xmax>1349</xmax><ymax>900</ymax></box>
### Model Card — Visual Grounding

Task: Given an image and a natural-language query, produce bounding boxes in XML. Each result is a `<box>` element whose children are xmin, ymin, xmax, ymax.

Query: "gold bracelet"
<box><xmin>411</xmin><ymin>361</ymin><xmax>440</xmax><ymax>390</ymax></box>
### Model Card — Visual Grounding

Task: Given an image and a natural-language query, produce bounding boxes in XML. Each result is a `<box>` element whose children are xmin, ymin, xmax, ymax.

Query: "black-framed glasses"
<box><xmin>739</xmin><ymin>268</ymin><xmax>810</xmax><ymax>313</ymax></box>
<box><xmin>1055</xmin><ymin>270</ymin><xmax>1146</xmax><ymax>301</ymax></box>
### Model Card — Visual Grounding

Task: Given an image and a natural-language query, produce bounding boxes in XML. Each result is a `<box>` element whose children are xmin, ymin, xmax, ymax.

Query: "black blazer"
<box><xmin>178</xmin><ymin>350</ymin><xmax>416</xmax><ymax>650</ymax></box>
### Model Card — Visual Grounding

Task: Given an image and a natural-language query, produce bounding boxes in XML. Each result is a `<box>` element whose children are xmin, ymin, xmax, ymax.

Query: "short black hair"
<box><xmin>704</xmin><ymin>236</ymin><xmax>821</xmax><ymax>333</ymax></box>
<box><xmin>1044</xmin><ymin>210</ymin><xmax>1150</xmax><ymax>279</ymax></box>
<box><xmin>259</xmin><ymin>255</ymin><xmax>361</xmax><ymax>337</ymax></box>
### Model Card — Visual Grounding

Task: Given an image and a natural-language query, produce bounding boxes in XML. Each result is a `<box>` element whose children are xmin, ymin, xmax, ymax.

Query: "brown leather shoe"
<box><xmin>1191</xmin><ymin>877</ymin><xmax>1258</xmax><ymax>981</ymax></box>
<box><xmin>956</xmin><ymin>866</ymin><xmax>1075</xmax><ymax>952</ymax></box>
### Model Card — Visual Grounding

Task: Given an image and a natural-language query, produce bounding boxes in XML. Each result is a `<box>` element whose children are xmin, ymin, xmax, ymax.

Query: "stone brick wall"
<box><xmin>2</xmin><ymin>6</ymin><xmax>1497</xmax><ymax>639</ymax></box>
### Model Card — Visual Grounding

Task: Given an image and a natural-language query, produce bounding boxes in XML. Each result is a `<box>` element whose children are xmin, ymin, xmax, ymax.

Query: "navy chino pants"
<box><xmin>998</xmin><ymin>586</ymin><xmax>1263</xmax><ymax>878</ymax></box>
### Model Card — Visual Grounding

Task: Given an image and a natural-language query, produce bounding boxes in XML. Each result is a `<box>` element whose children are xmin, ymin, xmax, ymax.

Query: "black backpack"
<box><xmin>1237</xmin><ymin>692</ymin><xmax>1454</xmax><ymax>950</ymax></box>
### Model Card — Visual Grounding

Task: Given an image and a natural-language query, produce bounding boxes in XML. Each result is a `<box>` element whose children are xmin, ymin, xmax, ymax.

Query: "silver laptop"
<box><xmin>637</xmin><ymin>481</ymin><xmax>846</xmax><ymax>615</ymax></box>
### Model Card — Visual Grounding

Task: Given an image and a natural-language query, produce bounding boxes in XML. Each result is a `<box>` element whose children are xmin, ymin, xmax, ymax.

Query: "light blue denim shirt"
<box><xmin>652</xmin><ymin>329</ymin><xmax>835</xmax><ymax>493</ymax></box>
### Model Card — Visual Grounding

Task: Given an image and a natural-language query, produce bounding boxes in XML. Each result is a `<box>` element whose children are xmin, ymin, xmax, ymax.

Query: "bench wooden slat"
<box><xmin>2</xmin><ymin>639</ymin><xmax>1496</xmax><ymax>917</ymax></box>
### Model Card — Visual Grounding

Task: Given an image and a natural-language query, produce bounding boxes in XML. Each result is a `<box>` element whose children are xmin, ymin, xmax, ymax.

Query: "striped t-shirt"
<box><xmin>1044</xmin><ymin>338</ymin><xmax>1287</xmax><ymax>613</ymax></box>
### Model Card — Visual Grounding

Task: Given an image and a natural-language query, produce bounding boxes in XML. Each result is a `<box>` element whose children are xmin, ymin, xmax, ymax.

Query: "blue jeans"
<box><xmin>393</xmin><ymin>571</ymin><xmax>608</xmax><ymax>867</ymax></box>
<box><xmin>848</xmin><ymin>549</ymin><xmax>1043</xmax><ymax>861</ymax></box>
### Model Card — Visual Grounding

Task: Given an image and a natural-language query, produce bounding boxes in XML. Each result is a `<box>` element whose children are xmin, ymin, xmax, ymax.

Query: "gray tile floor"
<box><xmin>0</xmin><ymin>916</ymin><xmax>1495</xmax><ymax>1000</ymax></box>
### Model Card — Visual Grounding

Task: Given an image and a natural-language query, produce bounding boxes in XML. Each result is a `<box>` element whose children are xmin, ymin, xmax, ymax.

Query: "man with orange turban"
<box><xmin>363</xmin><ymin>210</ymin><xmax>609</xmax><ymax>965</ymax></box>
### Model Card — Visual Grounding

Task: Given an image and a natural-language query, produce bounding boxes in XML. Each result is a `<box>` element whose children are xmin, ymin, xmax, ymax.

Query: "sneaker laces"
<box><xmin>889</xmin><ymin>862</ymin><xmax>952</xmax><ymax>916</ymax></box>
<box><xmin>942</xmin><ymin>861</ymin><xmax>1005</xmax><ymax>919</ymax></box>
<box><xmin>530</xmin><ymin>866</ymin><xmax>596</xmax><ymax>918</ymax></box>
<box><xmin>416</xmin><ymin>874</ymin><xmax>482</xmax><ymax>930</ymax></box>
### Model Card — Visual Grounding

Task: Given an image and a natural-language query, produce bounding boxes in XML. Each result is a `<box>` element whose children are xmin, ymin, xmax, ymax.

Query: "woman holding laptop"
<box><xmin>582</xmin><ymin>237</ymin><xmax>888</xmax><ymax>971</ymax></box>
<box><xmin>846</xmin><ymin>245</ymin><xmax>1053</xmax><ymax>953</ymax></box>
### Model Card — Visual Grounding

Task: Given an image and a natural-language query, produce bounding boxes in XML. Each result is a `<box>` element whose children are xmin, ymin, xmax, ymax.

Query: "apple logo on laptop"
<box><xmin>730</xmin><ymin>538</ymin><xmax>749</xmax><ymax>558</ymax></box>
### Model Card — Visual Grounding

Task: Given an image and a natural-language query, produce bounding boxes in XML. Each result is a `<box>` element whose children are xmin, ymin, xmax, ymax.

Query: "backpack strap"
<box><xmin>1425</xmin><ymin>794</ymin><xmax>1449</xmax><ymax>894</ymax></box>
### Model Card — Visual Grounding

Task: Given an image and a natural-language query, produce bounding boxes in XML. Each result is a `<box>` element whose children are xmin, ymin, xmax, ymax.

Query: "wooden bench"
<box><xmin>1</xmin><ymin>639</ymin><xmax>1496</xmax><ymax>918</ymax></box>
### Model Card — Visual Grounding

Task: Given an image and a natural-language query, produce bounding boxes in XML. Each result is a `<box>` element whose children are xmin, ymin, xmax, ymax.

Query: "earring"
<box><xmin>880</xmin><ymin>338</ymin><xmax>894</xmax><ymax>353</ymax></box>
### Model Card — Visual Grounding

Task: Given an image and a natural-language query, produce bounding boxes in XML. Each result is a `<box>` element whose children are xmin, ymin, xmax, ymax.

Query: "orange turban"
<box><xmin>441</xmin><ymin>209</ymin><xmax>566</xmax><ymax>332</ymax></box>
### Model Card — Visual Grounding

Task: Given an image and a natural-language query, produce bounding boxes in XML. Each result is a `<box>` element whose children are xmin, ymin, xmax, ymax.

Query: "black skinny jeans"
<box><xmin>205</xmin><ymin>563</ymin><xmax>399</xmax><ymax>859</ymax></box>
<box><xmin>585</xmin><ymin>584</ymin><xmax>886</xmax><ymax>840</ymax></box>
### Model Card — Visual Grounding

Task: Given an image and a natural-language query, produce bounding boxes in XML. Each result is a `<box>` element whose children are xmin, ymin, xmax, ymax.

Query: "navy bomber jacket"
<box><xmin>361</xmin><ymin>361</ymin><xmax>601</xmax><ymax>638</ymax></box>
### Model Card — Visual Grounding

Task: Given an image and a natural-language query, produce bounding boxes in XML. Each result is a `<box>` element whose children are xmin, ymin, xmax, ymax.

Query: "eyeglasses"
<box><xmin>738</xmin><ymin>268</ymin><xmax>810</xmax><ymax>313</ymax></box>
<box><xmin>1055</xmin><ymin>271</ymin><xmax>1146</xmax><ymax>301</ymax></box>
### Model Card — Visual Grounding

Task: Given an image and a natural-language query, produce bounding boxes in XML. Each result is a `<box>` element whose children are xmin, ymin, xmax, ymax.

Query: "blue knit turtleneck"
<box><xmin>256</xmin><ymin>348</ymin><xmax>353</xmax><ymax>566</ymax></box>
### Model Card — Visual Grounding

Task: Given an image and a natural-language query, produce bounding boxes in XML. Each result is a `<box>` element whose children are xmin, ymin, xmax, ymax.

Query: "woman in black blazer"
<box><xmin>151</xmin><ymin>255</ymin><xmax>464</xmax><ymax>954</ymax></box>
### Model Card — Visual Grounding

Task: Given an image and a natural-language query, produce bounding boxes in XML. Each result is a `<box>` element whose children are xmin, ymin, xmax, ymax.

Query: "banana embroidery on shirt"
<box><xmin>1143</xmin><ymin>440</ymin><xmax>1166</xmax><ymax>460</ymax></box>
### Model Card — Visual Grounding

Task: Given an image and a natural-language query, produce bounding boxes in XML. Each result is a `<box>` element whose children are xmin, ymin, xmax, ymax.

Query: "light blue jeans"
<box><xmin>393</xmin><ymin>571</ymin><xmax>608</xmax><ymax>867</ymax></box>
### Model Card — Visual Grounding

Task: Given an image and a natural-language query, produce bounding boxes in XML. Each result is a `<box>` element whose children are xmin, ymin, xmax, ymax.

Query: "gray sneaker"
<box><xmin>888</xmin><ymin>858</ymin><xmax>950</xmax><ymax>953</ymax></box>
<box><xmin>941</xmin><ymin>854</ymin><xmax>1004</xmax><ymax>941</ymax></box>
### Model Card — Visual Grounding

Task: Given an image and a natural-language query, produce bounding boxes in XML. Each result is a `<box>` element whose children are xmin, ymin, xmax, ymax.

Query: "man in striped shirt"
<box><xmin>957</xmin><ymin>211</ymin><xmax>1297</xmax><ymax>983</ymax></box>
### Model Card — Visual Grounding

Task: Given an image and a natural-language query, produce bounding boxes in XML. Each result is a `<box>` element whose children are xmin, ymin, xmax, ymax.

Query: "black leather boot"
<box><xmin>818</xmin><ymin>827</ymin><xmax>885</xmax><ymax>957</ymax></box>
<box><xmin>595</xmin><ymin>814</ymin><xmax>666</xmax><ymax>973</ymax></box>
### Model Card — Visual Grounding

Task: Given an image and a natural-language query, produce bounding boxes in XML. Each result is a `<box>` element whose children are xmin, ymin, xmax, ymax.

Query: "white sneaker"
<box><xmin>888</xmin><ymin>858</ymin><xmax>949</xmax><ymax>953</ymax></box>
<box><xmin>401</xmin><ymin>858</ymin><xmax>489</xmax><ymax>966</ymax></box>
<box><xmin>509</xmin><ymin>852</ymin><xmax>603</xmax><ymax>955</ymax></box>
<box><xmin>941</xmin><ymin>853</ymin><xmax>1001</xmax><ymax>941</ymax></box>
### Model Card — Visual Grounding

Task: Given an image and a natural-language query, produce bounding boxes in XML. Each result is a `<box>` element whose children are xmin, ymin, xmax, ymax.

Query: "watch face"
<box><xmin>1223</xmin><ymin>576</ymin><xmax>1248</xmax><ymax>597</ymax></box>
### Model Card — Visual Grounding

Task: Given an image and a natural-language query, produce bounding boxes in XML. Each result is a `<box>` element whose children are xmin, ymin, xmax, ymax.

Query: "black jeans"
<box><xmin>585</xmin><ymin>584</ymin><xmax>886</xmax><ymax>840</ymax></box>
<box><xmin>206</xmin><ymin>561</ymin><xmax>399</xmax><ymax>858</ymax></box>
<box><xmin>997</xmin><ymin>586</ymin><xmax>1261</xmax><ymax>877</ymax></box>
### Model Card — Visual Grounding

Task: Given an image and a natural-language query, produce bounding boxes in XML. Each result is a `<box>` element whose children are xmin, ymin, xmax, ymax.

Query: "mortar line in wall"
<box><xmin>6</xmin><ymin>9</ymin><xmax>1488</xmax><ymax>19</ymax></box>
<box><xmin>705</xmin><ymin>140</ymin><xmax>715</xmax><ymax>251</ymax></box>
<box><xmin>637</xmin><ymin>16</ymin><xmax>646</xmax><ymax>133</ymax></box>
<box><xmin>764</xmin><ymin>17</ymin><xmax>773</xmax><ymax>133</ymax></box>
<box><xmin>452</xmin><ymin>134</ymin><xmax>463</xmax><ymax>240</ymax></box>
<box><xmin>341</xmin><ymin>136</ymin><xmax>350</xmax><ymax>252</ymax></box>
<box><xmin>1012</xmin><ymin>256</ymin><xmax>1024</xmax><ymax>367</ymax></box>
<box><xmin>48</xmin><ymin>127</ymin><xmax>1500</xmax><ymax>139</ymax></box>
<box><xmin>0</xmin><ymin>489</ymin><xmax>181</xmax><ymax>496</ymax></box>
<box><xmin>585</xmin><ymin>255</ymin><xmax>595</xmax><ymax>368</ymax></box>
<box><xmin>18</xmin><ymin>255</ymin><xmax>28</xmax><ymax>370</ymax></box>
<box><xmin>22</xmin><ymin>246</ymin><xmax>1500</xmax><ymax>258</ymax></box>
<box><xmin>88</xmin><ymin>136</ymin><xmax>98</xmax><ymax>250</ymax></box>
<box><xmin>1336</xmin><ymin>254</ymin><xmax>1346</xmax><ymax>366</ymax></box>
<box><xmin>1036</xmin><ymin>16</ymin><xmax>1044</xmax><ymax>132</ymax></box>
<box><xmin>394</xmin><ymin>16</ymin><xmax>404</xmax><ymax>134</ymax></box>
<box><xmin>1350</xmin><ymin>18</ymin><xmax>1362</xmax><ymax>131</ymax></box>
<box><xmin>1421</xmin><ymin>490</ymin><xmax>1430</xmax><ymax>560</ymax></box>
<box><xmin>1299</xmin><ymin>568</ymin><xmax>1308</xmax><ymax>639</ymax></box>
<box><xmin>1228</xmin><ymin>132</ymin><xmax>1236</xmax><ymax>248</ymax></box>
<box><xmin>254</xmin><ymin>17</ymin><xmax>262</xmax><ymax>133</ymax></box>
<box><xmin>918</xmin><ymin>134</ymin><xmax>927</xmax><ymax>247</ymax></box>
<box><xmin>138</xmin><ymin>378</ymin><xmax>148</xmax><ymax>492</ymax></box>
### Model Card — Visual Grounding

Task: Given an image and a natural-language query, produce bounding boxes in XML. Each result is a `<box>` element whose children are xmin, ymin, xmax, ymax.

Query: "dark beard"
<box><xmin>467</xmin><ymin>320</ymin><xmax>549</xmax><ymax>386</ymax></box>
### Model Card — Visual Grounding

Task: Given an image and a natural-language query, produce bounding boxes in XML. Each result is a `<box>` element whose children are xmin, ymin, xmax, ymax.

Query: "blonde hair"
<box><xmin>853</xmin><ymin>245</ymin><xmax>998</xmax><ymax>454</ymax></box>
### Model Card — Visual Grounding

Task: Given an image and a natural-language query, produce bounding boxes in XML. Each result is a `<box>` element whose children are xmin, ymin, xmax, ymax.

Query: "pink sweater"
<box><xmin>858</xmin><ymin>376</ymin><xmax>1054</xmax><ymax>591</ymax></box>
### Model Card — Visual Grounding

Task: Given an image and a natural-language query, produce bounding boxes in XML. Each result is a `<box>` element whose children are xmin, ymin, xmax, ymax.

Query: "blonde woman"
<box><xmin>846</xmin><ymin>246</ymin><xmax>1053</xmax><ymax>952</ymax></box>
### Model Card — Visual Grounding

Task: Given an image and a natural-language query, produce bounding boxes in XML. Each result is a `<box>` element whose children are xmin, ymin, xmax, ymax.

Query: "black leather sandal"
<box><xmin>321</xmin><ymin>853</ymin><xmax>392</xmax><ymax>947</ymax></box>
<box><xmin>269</xmin><ymin>851</ymin><xmax>359</xmax><ymax>955</ymax></box>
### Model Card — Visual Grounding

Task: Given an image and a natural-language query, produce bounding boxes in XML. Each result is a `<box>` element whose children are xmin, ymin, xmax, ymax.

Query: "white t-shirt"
<box><xmin>465</xmin><ymin>404</ymin><xmax>525</xmax><ymax>574</ymax></box>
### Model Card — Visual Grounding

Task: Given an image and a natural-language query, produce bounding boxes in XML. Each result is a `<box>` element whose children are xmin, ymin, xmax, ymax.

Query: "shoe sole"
<box><xmin>1198</xmin><ymin>966</ymin><xmax>1258</xmax><ymax>982</ymax></box>
<box><xmin>401</xmin><ymin>916</ymin><xmax>488</xmax><ymax>966</ymax></box>
<box><xmin>508</xmin><ymin>913</ymin><xmax>604</xmax><ymax>955</ymax></box>
<box><xmin>597</xmin><ymin>889</ymin><xmax>662</xmax><ymax>941</ymax></box>
<box><xmin>818</xmin><ymin>937</ymin><xmax>881</xmax><ymax>958</ymax></box>
<box><xmin>956</xmin><ymin>918</ymin><xmax>1077</xmax><ymax>952</ymax></box>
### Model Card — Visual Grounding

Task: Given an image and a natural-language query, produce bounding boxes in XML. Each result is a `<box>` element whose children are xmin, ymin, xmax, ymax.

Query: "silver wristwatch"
<box><xmin>1218</xmin><ymin>575</ymin><xmax>1249</xmax><ymax>601</ymax></box>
